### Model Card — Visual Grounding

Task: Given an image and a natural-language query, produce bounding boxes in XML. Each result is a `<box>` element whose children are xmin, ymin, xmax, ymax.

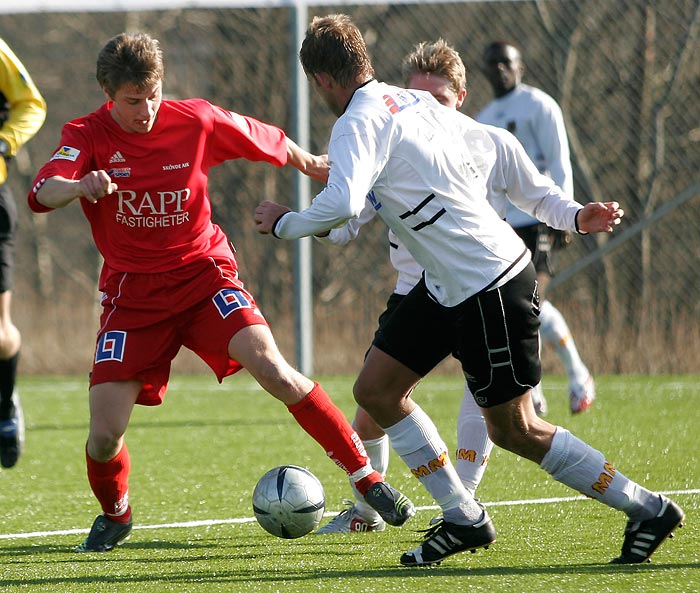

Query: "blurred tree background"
<box><xmin>1</xmin><ymin>0</ymin><xmax>699</xmax><ymax>377</ymax></box>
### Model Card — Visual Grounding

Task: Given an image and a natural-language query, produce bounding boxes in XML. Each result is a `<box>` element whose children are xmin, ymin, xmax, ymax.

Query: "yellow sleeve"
<box><xmin>0</xmin><ymin>38</ymin><xmax>47</xmax><ymax>156</ymax></box>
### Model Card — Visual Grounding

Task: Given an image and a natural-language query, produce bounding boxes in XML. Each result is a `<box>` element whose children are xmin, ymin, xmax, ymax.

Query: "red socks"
<box><xmin>287</xmin><ymin>382</ymin><xmax>382</xmax><ymax>496</ymax></box>
<box><xmin>86</xmin><ymin>444</ymin><xmax>132</xmax><ymax>524</ymax></box>
<box><xmin>84</xmin><ymin>384</ymin><xmax>381</xmax><ymax>521</ymax></box>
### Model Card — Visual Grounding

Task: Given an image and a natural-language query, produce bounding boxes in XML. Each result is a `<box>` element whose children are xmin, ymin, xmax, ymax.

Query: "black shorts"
<box><xmin>373</xmin><ymin>264</ymin><xmax>541</xmax><ymax>407</ymax></box>
<box><xmin>372</xmin><ymin>282</ymin><xmax>455</xmax><ymax>376</ymax></box>
<box><xmin>372</xmin><ymin>290</ymin><xmax>463</xmax><ymax>365</ymax></box>
<box><xmin>0</xmin><ymin>184</ymin><xmax>17</xmax><ymax>293</ymax></box>
<box><xmin>373</xmin><ymin>292</ymin><xmax>406</xmax><ymax>342</ymax></box>
<box><xmin>514</xmin><ymin>223</ymin><xmax>554</xmax><ymax>276</ymax></box>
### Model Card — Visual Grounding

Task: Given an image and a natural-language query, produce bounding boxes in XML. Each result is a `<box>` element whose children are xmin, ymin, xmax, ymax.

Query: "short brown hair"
<box><xmin>401</xmin><ymin>39</ymin><xmax>466</xmax><ymax>95</ymax></box>
<box><xmin>96</xmin><ymin>32</ymin><xmax>164</xmax><ymax>98</ymax></box>
<box><xmin>299</xmin><ymin>14</ymin><xmax>374</xmax><ymax>87</ymax></box>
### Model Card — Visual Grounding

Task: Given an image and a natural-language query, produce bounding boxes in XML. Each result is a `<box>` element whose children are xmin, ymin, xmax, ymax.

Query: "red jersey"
<box><xmin>28</xmin><ymin>99</ymin><xmax>288</xmax><ymax>277</ymax></box>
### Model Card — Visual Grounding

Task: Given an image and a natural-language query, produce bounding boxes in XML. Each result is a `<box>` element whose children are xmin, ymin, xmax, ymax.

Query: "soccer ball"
<box><xmin>252</xmin><ymin>465</ymin><xmax>326</xmax><ymax>539</ymax></box>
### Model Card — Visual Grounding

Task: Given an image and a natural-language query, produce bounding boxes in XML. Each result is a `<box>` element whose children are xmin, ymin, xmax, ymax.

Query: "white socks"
<box><xmin>456</xmin><ymin>386</ymin><xmax>494</xmax><ymax>496</ymax></box>
<box><xmin>355</xmin><ymin>390</ymin><xmax>493</xmax><ymax>521</ymax></box>
<box><xmin>351</xmin><ymin>434</ymin><xmax>389</xmax><ymax>518</ymax></box>
<box><xmin>358</xmin><ymin>404</ymin><xmax>662</xmax><ymax>525</ymax></box>
<box><xmin>539</xmin><ymin>300</ymin><xmax>590</xmax><ymax>387</ymax></box>
<box><xmin>384</xmin><ymin>404</ymin><xmax>483</xmax><ymax>524</ymax></box>
<box><xmin>540</xmin><ymin>427</ymin><xmax>661</xmax><ymax>520</ymax></box>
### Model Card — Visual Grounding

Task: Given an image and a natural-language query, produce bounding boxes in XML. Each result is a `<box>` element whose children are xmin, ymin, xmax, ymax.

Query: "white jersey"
<box><xmin>276</xmin><ymin>80</ymin><xmax>530</xmax><ymax>307</ymax></box>
<box><xmin>477</xmin><ymin>83</ymin><xmax>573</xmax><ymax>228</ymax></box>
<box><xmin>320</xmin><ymin>123</ymin><xmax>582</xmax><ymax>296</ymax></box>
<box><xmin>321</xmin><ymin>212</ymin><xmax>420</xmax><ymax>295</ymax></box>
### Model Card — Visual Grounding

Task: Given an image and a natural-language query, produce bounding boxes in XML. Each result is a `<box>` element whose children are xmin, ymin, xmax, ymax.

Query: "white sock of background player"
<box><xmin>349</xmin><ymin>433</ymin><xmax>389</xmax><ymax>520</ymax></box>
<box><xmin>539</xmin><ymin>299</ymin><xmax>591</xmax><ymax>389</ymax></box>
<box><xmin>456</xmin><ymin>384</ymin><xmax>494</xmax><ymax>496</ymax></box>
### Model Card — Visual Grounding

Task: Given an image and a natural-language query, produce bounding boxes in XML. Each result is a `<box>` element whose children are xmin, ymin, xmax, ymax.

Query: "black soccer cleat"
<box><xmin>611</xmin><ymin>496</ymin><xmax>685</xmax><ymax>564</ymax></box>
<box><xmin>75</xmin><ymin>515</ymin><xmax>133</xmax><ymax>553</ymax></box>
<box><xmin>400</xmin><ymin>512</ymin><xmax>497</xmax><ymax>567</ymax></box>
<box><xmin>0</xmin><ymin>392</ymin><xmax>25</xmax><ymax>469</ymax></box>
<box><xmin>363</xmin><ymin>481</ymin><xmax>416</xmax><ymax>527</ymax></box>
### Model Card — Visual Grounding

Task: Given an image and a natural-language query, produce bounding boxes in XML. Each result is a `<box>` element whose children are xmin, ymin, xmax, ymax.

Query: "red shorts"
<box><xmin>89</xmin><ymin>256</ymin><xmax>268</xmax><ymax>405</ymax></box>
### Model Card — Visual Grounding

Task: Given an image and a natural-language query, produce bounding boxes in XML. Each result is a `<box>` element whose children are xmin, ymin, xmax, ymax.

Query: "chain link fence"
<box><xmin>2</xmin><ymin>0</ymin><xmax>699</xmax><ymax>375</ymax></box>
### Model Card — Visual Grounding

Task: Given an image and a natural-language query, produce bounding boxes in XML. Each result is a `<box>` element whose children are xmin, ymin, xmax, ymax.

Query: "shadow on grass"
<box><xmin>0</xmin><ymin>535</ymin><xmax>695</xmax><ymax>588</ymax></box>
<box><xmin>0</xmin><ymin>539</ymin><xmax>220</xmax><ymax>559</ymax></box>
<box><xmin>0</xmin><ymin>535</ymin><xmax>339</xmax><ymax>560</ymax></box>
<box><xmin>0</xmin><ymin>559</ymin><xmax>696</xmax><ymax>588</ymax></box>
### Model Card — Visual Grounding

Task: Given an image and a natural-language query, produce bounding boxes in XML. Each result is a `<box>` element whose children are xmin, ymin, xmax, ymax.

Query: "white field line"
<box><xmin>2</xmin><ymin>488</ymin><xmax>697</xmax><ymax>542</ymax></box>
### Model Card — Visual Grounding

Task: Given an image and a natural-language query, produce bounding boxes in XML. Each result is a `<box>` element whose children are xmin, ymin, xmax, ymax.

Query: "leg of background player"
<box><xmin>0</xmin><ymin>290</ymin><xmax>22</xmax><ymax>468</ymax></box>
<box><xmin>456</xmin><ymin>385</ymin><xmax>494</xmax><ymax>495</ymax></box>
<box><xmin>539</xmin><ymin>299</ymin><xmax>596</xmax><ymax>413</ymax></box>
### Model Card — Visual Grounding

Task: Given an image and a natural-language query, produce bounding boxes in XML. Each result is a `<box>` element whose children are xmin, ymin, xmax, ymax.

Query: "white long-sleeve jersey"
<box><xmin>276</xmin><ymin>81</ymin><xmax>569</xmax><ymax>306</ymax></box>
<box><xmin>477</xmin><ymin>83</ymin><xmax>573</xmax><ymax>229</ymax></box>
<box><xmin>320</xmin><ymin>122</ymin><xmax>583</xmax><ymax>296</ymax></box>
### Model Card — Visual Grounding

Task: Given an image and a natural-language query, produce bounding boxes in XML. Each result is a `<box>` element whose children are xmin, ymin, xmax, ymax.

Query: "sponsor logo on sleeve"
<box><xmin>367</xmin><ymin>190</ymin><xmax>382</xmax><ymax>211</ymax></box>
<box><xmin>51</xmin><ymin>146</ymin><xmax>81</xmax><ymax>162</ymax></box>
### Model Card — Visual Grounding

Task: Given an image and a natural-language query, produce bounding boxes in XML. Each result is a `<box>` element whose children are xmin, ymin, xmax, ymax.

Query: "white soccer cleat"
<box><xmin>315</xmin><ymin>500</ymin><xmax>386</xmax><ymax>534</ymax></box>
<box><xmin>570</xmin><ymin>375</ymin><xmax>596</xmax><ymax>414</ymax></box>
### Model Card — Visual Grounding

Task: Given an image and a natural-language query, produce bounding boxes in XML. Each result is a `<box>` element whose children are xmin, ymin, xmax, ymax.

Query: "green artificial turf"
<box><xmin>0</xmin><ymin>373</ymin><xmax>697</xmax><ymax>592</ymax></box>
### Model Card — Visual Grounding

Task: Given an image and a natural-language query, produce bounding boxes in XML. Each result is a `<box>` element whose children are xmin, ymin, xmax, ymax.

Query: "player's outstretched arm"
<box><xmin>285</xmin><ymin>138</ymin><xmax>329</xmax><ymax>184</ymax></box>
<box><xmin>255</xmin><ymin>200</ymin><xmax>292</xmax><ymax>235</ymax></box>
<box><xmin>575</xmin><ymin>201</ymin><xmax>624</xmax><ymax>234</ymax></box>
<box><xmin>35</xmin><ymin>171</ymin><xmax>118</xmax><ymax>209</ymax></box>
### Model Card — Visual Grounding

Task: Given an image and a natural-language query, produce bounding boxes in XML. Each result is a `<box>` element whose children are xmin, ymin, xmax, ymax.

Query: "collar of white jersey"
<box><xmin>343</xmin><ymin>78</ymin><xmax>376</xmax><ymax>114</ymax></box>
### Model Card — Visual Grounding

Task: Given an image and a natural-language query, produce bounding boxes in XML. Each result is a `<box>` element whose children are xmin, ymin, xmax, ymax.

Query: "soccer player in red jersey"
<box><xmin>27</xmin><ymin>32</ymin><xmax>414</xmax><ymax>552</ymax></box>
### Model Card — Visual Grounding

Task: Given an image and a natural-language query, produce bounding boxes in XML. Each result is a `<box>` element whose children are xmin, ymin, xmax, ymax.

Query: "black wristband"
<box><xmin>574</xmin><ymin>209</ymin><xmax>588</xmax><ymax>234</ymax></box>
<box><xmin>271</xmin><ymin>212</ymin><xmax>290</xmax><ymax>239</ymax></box>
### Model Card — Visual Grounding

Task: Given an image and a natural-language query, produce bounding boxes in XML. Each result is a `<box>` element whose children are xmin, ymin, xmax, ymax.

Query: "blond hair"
<box><xmin>401</xmin><ymin>39</ymin><xmax>466</xmax><ymax>95</ymax></box>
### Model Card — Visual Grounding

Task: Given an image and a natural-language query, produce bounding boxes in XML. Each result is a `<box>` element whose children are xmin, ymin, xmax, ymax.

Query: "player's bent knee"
<box><xmin>87</xmin><ymin>433</ymin><xmax>124</xmax><ymax>462</ymax></box>
<box><xmin>483</xmin><ymin>420</ymin><xmax>508</xmax><ymax>448</ymax></box>
<box><xmin>485</xmin><ymin>412</ymin><xmax>555</xmax><ymax>461</ymax></box>
<box><xmin>352</xmin><ymin>381</ymin><xmax>390</xmax><ymax>414</ymax></box>
<box><xmin>352</xmin><ymin>381</ymin><xmax>375</xmax><ymax>410</ymax></box>
<box><xmin>484</xmin><ymin>410</ymin><xmax>531</xmax><ymax>449</ymax></box>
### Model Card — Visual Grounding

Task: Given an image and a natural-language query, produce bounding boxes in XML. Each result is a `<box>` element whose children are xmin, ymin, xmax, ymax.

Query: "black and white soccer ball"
<box><xmin>252</xmin><ymin>465</ymin><xmax>326</xmax><ymax>539</ymax></box>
